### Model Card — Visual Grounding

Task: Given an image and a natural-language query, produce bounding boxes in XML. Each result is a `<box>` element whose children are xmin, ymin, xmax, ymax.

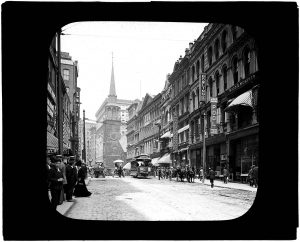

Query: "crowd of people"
<box><xmin>153</xmin><ymin>165</ymin><xmax>258</xmax><ymax>189</ymax></box>
<box><xmin>46</xmin><ymin>154</ymin><xmax>92</xmax><ymax>211</ymax></box>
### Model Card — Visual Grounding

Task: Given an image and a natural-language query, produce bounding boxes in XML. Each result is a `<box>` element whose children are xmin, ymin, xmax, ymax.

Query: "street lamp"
<box><xmin>83</xmin><ymin>110</ymin><xmax>86</xmax><ymax>163</ymax></box>
<box><xmin>202</xmin><ymin>111</ymin><xmax>206</xmax><ymax>183</ymax></box>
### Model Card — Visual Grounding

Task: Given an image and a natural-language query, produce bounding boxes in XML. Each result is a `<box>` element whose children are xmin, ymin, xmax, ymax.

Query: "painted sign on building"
<box><xmin>200</xmin><ymin>73</ymin><xmax>206</xmax><ymax>102</ymax></box>
<box><xmin>210</xmin><ymin>97</ymin><xmax>218</xmax><ymax>135</ymax></box>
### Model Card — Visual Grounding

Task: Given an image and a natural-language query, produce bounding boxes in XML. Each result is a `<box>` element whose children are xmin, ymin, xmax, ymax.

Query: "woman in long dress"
<box><xmin>73</xmin><ymin>160</ymin><xmax>92</xmax><ymax>197</ymax></box>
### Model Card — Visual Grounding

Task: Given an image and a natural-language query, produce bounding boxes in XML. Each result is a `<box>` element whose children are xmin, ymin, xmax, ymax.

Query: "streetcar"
<box><xmin>130</xmin><ymin>154</ymin><xmax>152</xmax><ymax>178</ymax></box>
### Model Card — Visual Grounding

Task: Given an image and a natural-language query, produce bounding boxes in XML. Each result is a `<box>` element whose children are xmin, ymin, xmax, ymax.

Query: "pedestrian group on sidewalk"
<box><xmin>46</xmin><ymin>153</ymin><xmax>92</xmax><ymax>211</ymax></box>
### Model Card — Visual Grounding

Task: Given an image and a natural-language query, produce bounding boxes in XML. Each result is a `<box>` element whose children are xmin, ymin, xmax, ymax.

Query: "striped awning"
<box><xmin>47</xmin><ymin>132</ymin><xmax>58</xmax><ymax>150</ymax></box>
<box><xmin>178</xmin><ymin>125</ymin><xmax>189</xmax><ymax>134</ymax></box>
<box><xmin>225</xmin><ymin>90</ymin><xmax>253</xmax><ymax>112</ymax></box>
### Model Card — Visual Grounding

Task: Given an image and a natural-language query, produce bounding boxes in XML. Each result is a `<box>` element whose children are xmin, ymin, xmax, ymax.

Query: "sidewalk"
<box><xmin>57</xmin><ymin>177</ymin><xmax>91</xmax><ymax>216</ymax></box>
<box><xmin>187</xmin><ymin>177</ymin><xmax>257</xmax><ymax>192</ymax></box>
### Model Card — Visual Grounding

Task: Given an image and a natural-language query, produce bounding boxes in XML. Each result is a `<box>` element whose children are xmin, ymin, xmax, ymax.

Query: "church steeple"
<box><xmin>108</xmin><ymin>53</ymin><xmax>117</xmax><ymax>99</ymax></box>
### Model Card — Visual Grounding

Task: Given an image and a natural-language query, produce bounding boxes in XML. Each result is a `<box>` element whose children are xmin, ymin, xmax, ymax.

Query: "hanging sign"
<box><xmin>199</xmin><ymin>73</ymin><xmax>206</xmax><ymax>102</ymax></box>
<box><xmin>210</xmin><ymin>97</ymin><xmax>218</xmax><ymax>135</ymax></box>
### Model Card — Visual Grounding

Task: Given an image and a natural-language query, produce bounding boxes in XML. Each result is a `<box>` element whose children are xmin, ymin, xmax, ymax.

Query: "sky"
<box><xmin>61</xmin><ymin>21</ymin><xmax>207</xmax><ymax>120</ymax></box>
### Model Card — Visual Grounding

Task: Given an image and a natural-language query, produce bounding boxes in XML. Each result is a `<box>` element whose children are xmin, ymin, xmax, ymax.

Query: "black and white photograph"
<box><xmin>47</xmin><ymin>22</ymin><xmax>259</xmax><ymax>221</ymax></box>
<box><xmin>2</xmin><ymin>1</ymin><xmax>298</xmax><ymax>240</ymax></box>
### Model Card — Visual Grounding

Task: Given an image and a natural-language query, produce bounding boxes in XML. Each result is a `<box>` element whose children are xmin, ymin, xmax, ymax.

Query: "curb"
<box><xmin>63</xmin><ymin>200</ymin><xmax>77</xmax><ymax>216</ymax></box>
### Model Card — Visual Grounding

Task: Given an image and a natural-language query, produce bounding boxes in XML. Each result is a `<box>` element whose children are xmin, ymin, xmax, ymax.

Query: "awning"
<box><xmin>123</xmin><ymin>162</ymin><xmax>131</xmax><ymax>170</ymax></box>
<box><xmin>178</xmin><ymin>125</ymin><xmax>189</xmax><ymax>134</ymax></box>
<box><xmin>47</xmin><ymin>132</ymin><xmax>58</xmax><ymax>150</ymax></box>
<box><xmin>161</xmin><ymin>131</ymin><xmax>173</xmax><ymax>139</ymax></box>
<box><xmin>225</xmin><ymin>90</ymin><xmax>253</xmax><ymax>112</ymax></box>
<box><xmin>157</xmin><ymin>153</ymin><xmax>172</xmax><ymax>164</ymax></box>
<box><xmin>151</xmin><ymin>158</ymin><xmax>160</xmax><ymax>166</ymax></box>
<box><xmin>179</xmin><ymin>147</ymin><xmax>188</xmax><ymax>152</ymax></box>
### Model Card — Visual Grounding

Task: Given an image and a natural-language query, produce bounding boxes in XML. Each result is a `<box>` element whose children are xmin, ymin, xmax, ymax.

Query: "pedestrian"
<box><xmin>169</xmin><ymin>167</ymin><xmax>173</xmax><ymax>181</ymax></box>
<box><xmin>199</xmin><ymin>167</ymin><xmax>204</xmax><ymax>183</ymax></box>
<box><xmin>65</xmin><ymin>156</ymin><xmax>78</xmax><ymax>202</ymax></box>
<box><xmin>48</xmin><ymin>156</ymin><xmax>64</xmax><ymax>210</ymax></box>
<box><xmin>46</xmin><ymin>154</ymin><xmax>52</xmax><ymax>200</ymax></box>
<box><xmin>223</xmin><ymin>166</ymin><xmax>229</xmax><ymax>184</ymax></box>
<box><xmin>191</xmin><ymin>167</ymin><xmax>196</xmax><ymax>183</ymax></box>
<box><xmin>248</xmin><ymin>166</ymin><xmax>254</xmax><ymax>186</ymax></box>
<box><xmin>73</xmin><ymin>160</ymin><xmax>92</xmax><ymax>197</ymax></box>
<box><xmin>158</xmin><ymin>167</ymin><xmax>162</xmax><ymax>180</ymax></box>
<box><xmin>208</xmin><ymin>167</ymin><xmax>216</xmax><ymax>188</ymax></box>
<box><xmin>252</xmin><ymin>165</ymin><xmax>258</xmax><ymax>188</ymax></box>
<box><xmin>56</xmin><ymin>155</ymin><xmax>66</xmax><ymax>204</ymax></box>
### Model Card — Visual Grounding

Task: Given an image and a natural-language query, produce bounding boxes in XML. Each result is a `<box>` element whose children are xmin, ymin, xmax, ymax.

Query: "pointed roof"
<box><xmin>108</xmin><ymin>54</ymin><xmax>117</xmax><ymax>98</ymax></box>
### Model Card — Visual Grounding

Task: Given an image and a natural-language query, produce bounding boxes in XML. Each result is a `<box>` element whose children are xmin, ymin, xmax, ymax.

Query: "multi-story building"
<box><xmin>167</xmin><ymin>23</ymin><xmax>259</xmax><ymax>180</ymax></box>
<box><xmin>136</xmin><ymin>93</ymin><xmax>162</xmax><ymax>159</ymax></box>
<box><xmin>61</xmin><ymin>52</ymin><xmax>80</xmax><ymax>158</ymax></box>
<box><xmin>126</xmin><ymin>99</ymin><xmax>142</xmax><ymax>163</ymax></box>
<box><xmin>94</xmin><ymin>59</ymin><xmax>134</xmax><ymax>173</ymax></box>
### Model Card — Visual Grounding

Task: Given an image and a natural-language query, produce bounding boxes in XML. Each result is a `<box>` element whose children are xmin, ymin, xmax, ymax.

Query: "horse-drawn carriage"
<box><xmin>174</xmin><ymin>165</ymin><xmax>195</xmax><ymax>183</ymax></box>
<box><xmin>92</xmin><ymin>162</ymin><xmax>106</xmax><ymax>178</ymax></box>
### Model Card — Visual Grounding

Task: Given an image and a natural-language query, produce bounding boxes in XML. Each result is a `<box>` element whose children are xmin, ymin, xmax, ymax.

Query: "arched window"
<box><xmin>196</xmin><ymin>60</ymin><xmax>200</xmax><ymax>78</ymax></box>
<box><xmin>222</xmin><ymin>65</ymin><xmax>228</xmax><ymax>90</ymax></box>
<box><xmin>208</xmin><ymin>77</ymin><xmax>213</xmax><ymax>98</ymax></box>
<box><xmin>208</xmin><ymin>46</ymin><xmax>213</xmax><ymax>66</ymax></box>
<box><xmin>196</xmin><ymin>87</ymin><xmax>200</xmax><ymax>107</ymax></box>
<box><xmin>201</xmin><ymin>55</ymin><xmax>205</xmax><ymax>72</ymax></box>
<box><xmin>221</xmin><ymin>30</ymin><xmax>228</xmax><ymax>53</ymax></box>
<box><xmin>232</xmin><ymin>57</ymin><xmax>238</xmax><ymax>85</ymax></box>
<box><xmin>243</xmin><ymin>47</ymin><xmax>251</xmax><ymax>77</ymax></box>
<box><xmin>215</xmin><ymin>71</ymin><xmax>220</xmax><ymax>96</ymax></box>
<box><xmin>214</xmin><ymin>39</ymin><xmax>220</xmax><ymax>60</ymax></box>
<box><xmin>192</xmin><ymin>65</ymin><xmax>195</xmax><ymax>82</ymax></box>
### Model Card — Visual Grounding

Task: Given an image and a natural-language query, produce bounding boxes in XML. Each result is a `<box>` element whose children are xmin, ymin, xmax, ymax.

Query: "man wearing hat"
<box><xmin>48</xmin><ymin>156</ymin><xmax>64</xmax><ymax>210</ymax></box>
<box><xmin>65</xmin><ymin>156</ymin><xmax>78</xmax><ymax>202</ymax></box>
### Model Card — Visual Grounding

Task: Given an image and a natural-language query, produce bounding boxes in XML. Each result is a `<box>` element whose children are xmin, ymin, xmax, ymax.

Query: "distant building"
<box><xmin>95</xmin><ymin>57</ymin><xmax>134</xmax><ymax>173</ymax></box>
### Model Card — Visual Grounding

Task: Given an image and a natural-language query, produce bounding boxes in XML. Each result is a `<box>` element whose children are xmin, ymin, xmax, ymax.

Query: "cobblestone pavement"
<box><xmin>65</xmin><ymin>176</ymin><xmax>256</xmax><ymax>221</ymax></box>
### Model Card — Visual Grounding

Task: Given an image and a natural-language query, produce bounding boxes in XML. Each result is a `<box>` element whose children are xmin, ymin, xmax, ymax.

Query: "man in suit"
<box><xmin>48</xmin><ymin>156</ymin><xmax>64</xmax><ymax>210</ymax></box>
<box><xmin>209</xmin><ymin>167</ymin><xmax>216</xmax><ymax>188</ymax></box>
<box><xmin>65</xmin><ymin>156</ymin><xmax>78</xmax><ymax>202</ymax></box>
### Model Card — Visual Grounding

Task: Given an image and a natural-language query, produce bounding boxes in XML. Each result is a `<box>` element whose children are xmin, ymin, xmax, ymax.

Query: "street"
<box><xmin>65</xmin><ymin>176</ymin><xmax>256</xmax><ymax>221</ymax></box>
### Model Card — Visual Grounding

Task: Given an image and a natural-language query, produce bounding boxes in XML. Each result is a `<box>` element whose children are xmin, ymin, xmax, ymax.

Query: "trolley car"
<box><xmin>130</xmin><ymin>154</ymin><xmax>152</xmax><ymax>178</ymax></box>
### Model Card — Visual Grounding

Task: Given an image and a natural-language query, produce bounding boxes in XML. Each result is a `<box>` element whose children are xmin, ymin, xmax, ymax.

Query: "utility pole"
<box><xmin>202</xmin><ymin>112</ymin><xmax>206</xmax><ymax>183</ymax></box>
<box><xmin>83</xmin><ymin>110</ymin><xmax>86</xmax><ymax>163</ymax></box>
<box><xmin>57</xmin><ymin>29</ymin><xmax>63</xmax><ymax>155</ymax></box>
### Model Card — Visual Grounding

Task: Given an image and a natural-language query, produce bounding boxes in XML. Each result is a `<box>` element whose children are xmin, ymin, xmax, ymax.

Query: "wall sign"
<box><xmin>210</xmin><ymin>97</ymin><xmax>218</xmax><ymax>135</ymax></box>
<box><xmin>199</xmin><ymin>73</ymin><xmax>206</xmax><ymax>102</ymax></box>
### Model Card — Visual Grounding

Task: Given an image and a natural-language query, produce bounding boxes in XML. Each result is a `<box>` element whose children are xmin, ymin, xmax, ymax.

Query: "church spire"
<box><xmin>108</xmin><ymin>52</ymin><xmax>117</xmax><ymax>98</ymax></box>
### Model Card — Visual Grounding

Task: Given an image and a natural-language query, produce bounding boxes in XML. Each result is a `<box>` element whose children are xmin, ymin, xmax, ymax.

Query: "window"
<box><xmin>222</xmin><ymin>65</ymin><xmax>228</xmax><ymax>90</ymax></box>
<box><xmin>196</xmin><ymin>60</ymin><xmax>200</xmax><ymax>78</ymax></box>
<box><xmin>192</xmin><ymin>65</ymin><xmax>195</xmax><ymax>82</ymax></box>
<box><xmin>214</xmin><ymin>39</ymin><xmax>220</xmax><ymax>60</ymax></box>
<box><xmin>208</xmin><ymin>46</ymin><xmax>213</xmax><ymax>66</ymax></box>
<box><xmin>232</xmin><ymin>26</ymin><xmax>238</xmax><ymax>41</ymax></box>
<box><xmin>192</xmin><ymin>92</ymin><xmax>196</xmax><ymax>111</ymax></box>
<box><xmin>63</xmin><ymin>69</ymin><xmax>70</xmax><ymax>81</ymax></box>
<box><xmin>232</xmin><ymin>57</ymin><xmax>238</xmax><ymax>85</ymax></box>
<box><xmin>221</xmin><ymin>30</ymin><xmax>228</xmax><ymax>53</ymax></box>
<box><xmin>215</xmin><ymin>71</ymin><xmax>220</xmax><ymax>96</ymax></box>
<box><xmin>208</xmin><ymin>77</ymin><xmax>213</xmax><ymax>98</ymax></box>
<box><xmin>201</xmin><ymin>55</ymin><xmax>205</xmax><ymax>72</ymax></box>
<box><xmin>243</xmin><ymin>47</ymin><xmax>251</xmax><ymax>77</ymax></box>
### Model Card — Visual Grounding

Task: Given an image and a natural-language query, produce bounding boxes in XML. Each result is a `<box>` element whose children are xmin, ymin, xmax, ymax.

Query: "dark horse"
<box><xmin>175</xmin><ymin>168</ymin><xmax>186</xmax><ymax>182</ymax></box>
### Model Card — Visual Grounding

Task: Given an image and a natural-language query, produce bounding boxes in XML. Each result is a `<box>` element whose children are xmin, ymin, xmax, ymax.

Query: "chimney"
<box><xmin>189</xmin><ymin>42</ymin><xmax>193</xmax><ymax>49</ymax></box>
<box><xmin>179</xmin><ymin>55</ymin><xmax>183</xmax><ymax>61</ymax></box>
<box><xmin>185</xmin><ymin>48</ymin><xmax>189</xmax><ymax>55</ymax></box>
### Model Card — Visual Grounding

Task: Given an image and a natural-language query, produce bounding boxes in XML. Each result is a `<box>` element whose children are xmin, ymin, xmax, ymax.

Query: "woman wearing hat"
<box><xmin>73</xmin><ymin>160</ymin><xmax>92</xmax><ymax>197</ymax></box>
